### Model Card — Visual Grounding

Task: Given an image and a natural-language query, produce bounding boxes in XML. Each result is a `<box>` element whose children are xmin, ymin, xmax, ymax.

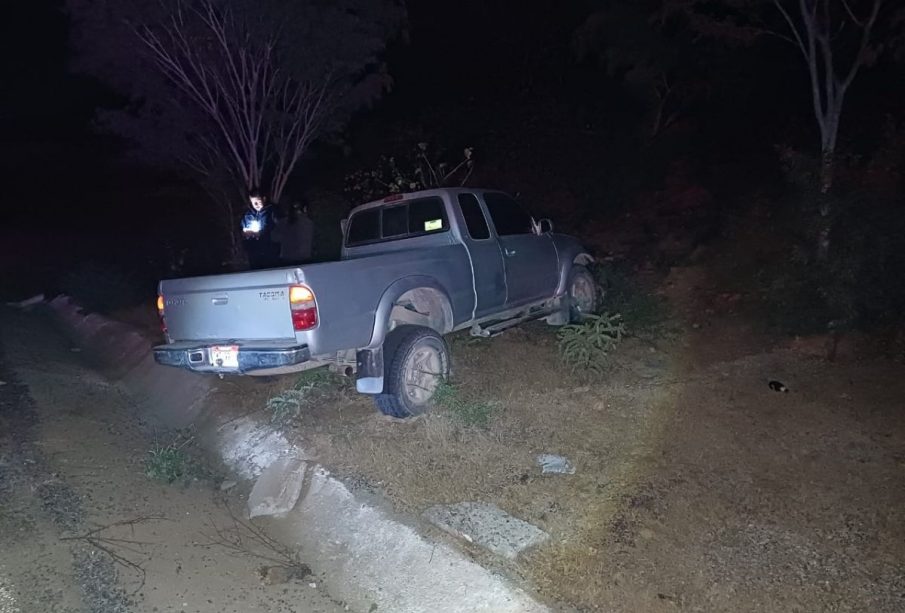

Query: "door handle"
<box><xmin>212</xmin><ymin>296</ymin><xmax>229</xmax><ymax>305</ymax></box>
<box><xmin>504</xmin><ymin>248</ymin><xmax>517</xmax><ymax>257</ymax></box>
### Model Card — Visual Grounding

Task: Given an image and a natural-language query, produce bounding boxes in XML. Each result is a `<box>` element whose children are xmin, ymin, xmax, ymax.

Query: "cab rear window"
<box><xmin>345</xmin><ymin>197</ymin><xmax>449</xmax><ymax>247</ymax></box>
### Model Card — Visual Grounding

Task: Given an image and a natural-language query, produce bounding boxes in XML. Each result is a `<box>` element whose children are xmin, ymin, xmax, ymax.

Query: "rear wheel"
<box><xmin>568</xmin><ymin>265</ymin><xmax>598</xmax><ymax>321</ymax></box>
<box><xmin>374</xmin><ymin>326</ymin><xmax>450</xmax><ymax>418</ymax></box>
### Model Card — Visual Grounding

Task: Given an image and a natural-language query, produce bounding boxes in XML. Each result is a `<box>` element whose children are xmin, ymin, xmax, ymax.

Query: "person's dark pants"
<box><xmin>244</xmin><ymin>240</ymin><xmax>268</xmax><ymax>269</ymax></box>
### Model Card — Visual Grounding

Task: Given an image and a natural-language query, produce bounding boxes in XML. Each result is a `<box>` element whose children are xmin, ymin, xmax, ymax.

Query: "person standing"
<box><xmin>275</xmin><ymin>200</ymin><xmax>315</xmax><ymax>264</ymax></box>
<box><xmin>241</xmin><ymin>190</ymin><xmax>277</xmax><ymax>269</ymax></box>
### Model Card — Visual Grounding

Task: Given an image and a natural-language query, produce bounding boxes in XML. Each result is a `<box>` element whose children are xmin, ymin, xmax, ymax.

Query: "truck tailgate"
<box><xmin>160</xmin><ymin>268</ymin><xmax>298</xmax><ymax>342</ymax></box>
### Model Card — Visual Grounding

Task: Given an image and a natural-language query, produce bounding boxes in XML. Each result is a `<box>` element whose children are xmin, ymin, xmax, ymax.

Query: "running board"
<box><xmin>470</xmin><ymin>306</ymin><xmax>558</xmax><ymax>338</ymax></box>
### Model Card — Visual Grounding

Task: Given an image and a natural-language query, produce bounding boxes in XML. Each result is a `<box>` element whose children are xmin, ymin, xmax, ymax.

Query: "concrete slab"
<box><xmin>536</xmin><ymin>453</ymin><xmax>576</xmax><ymax>475</ymax></box>
<box><xmin>248</xmin><ymin>457</ymin><xmax>307</xmax><ymax>519</ymax></box>
<box><xmin>423</xmin><ymin>502</ymin><xmax>549</xmax><ymax>560</ymax></box>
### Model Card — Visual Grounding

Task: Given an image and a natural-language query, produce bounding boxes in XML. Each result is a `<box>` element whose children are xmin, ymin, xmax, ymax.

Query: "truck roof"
<box><xmin>349</xmin><ymin>187</ymin><xmax>506</xmax><ymax>217</ymax></box>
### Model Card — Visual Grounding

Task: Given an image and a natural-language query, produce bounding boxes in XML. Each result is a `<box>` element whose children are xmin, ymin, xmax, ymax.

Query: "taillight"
<box><xmin>289</xmin><ymin>284</ymin><xmax>317</xmax><ymax>331</ymax></box>
<box><xmin>156</xmin><ymin>294</ymin><xmax>167</xmax><ymax>333</ymax></box>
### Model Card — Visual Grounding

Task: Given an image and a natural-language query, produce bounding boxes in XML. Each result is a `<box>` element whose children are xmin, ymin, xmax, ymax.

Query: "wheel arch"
<box><xmin>366</xmin><ymin>276</ymin><xmax>454</xmax><ymax>350</ymax></box>
<box><xmin>555</xmin><ymin>251</ymin><xmax>596</xmax><ymax>296</ymax></box>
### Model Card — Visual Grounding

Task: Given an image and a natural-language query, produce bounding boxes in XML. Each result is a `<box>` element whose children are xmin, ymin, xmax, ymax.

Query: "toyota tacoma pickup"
<box><xmin>154</xmin><ymin>188</ymin><xmax>597</xmax><ymax>417</ymax></box>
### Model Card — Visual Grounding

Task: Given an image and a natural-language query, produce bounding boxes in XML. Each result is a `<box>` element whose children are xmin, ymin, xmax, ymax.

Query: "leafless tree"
<box><xmin>769</xmin><ymin>0</ymin><xmax>884</xmax><ymax>196</ymax></box>
<box><xmin>666</xmin><ymin>0</ymin><xmax>900</xmax><ymax>258</ymax></box>
<box><xmin>133</xmin><ymin>0</ymin><xmax>333</xmax><ymax>205</ymax></box>
<box><xmin>68</xmin><ymin>0</ymin><xmax>404</xmax><ymax>262</ymax></box>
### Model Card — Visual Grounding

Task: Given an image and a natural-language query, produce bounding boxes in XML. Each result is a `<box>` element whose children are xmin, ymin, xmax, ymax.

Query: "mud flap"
<box><xmin>356</xmin><ymin>347</ymin><xmax>384</xmax><ymax>394</ymax></box>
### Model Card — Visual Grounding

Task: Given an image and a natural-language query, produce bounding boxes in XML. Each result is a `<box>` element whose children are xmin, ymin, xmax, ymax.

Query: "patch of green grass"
<box><xmin>267</xmin><ymin>390</ymin><xmax>310</xmax><ymax>425</ymax></box>
<box><xmin>433</xmin><ymin>381</ymin><xmax>498</xmax><ymax>429</ymax></box>
<box><xmin>145</xmin><ymin>438</ymin><xmax>194</xmax><ymax>483</ymax></box>
<box><xmin>558</xmin><ymin>312</ymin><xmax>626</xmax><ymax>377</ymax></box>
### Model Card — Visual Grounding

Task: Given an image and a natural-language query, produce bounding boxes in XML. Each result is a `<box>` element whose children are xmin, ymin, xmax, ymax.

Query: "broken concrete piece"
<box><xmin>423</xmin><ymin>502</ymin><xmax>548</xmax><ymax>560</ymax></box>
<box><xmin>536</xmin><ymin>453</ymin><xmax>576</xmax><ymax>475</ymax></box>
<box><xmin>248</xmin><ymin>457</ymin><xmax>307</xmax><ymax>519</ymax></box>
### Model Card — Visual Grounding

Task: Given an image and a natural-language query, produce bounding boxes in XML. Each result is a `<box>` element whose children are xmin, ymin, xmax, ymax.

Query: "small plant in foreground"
<box><xmin>267</xmin><ymin>367</ymin><xmax>348</xmax><ymax>425</ymax></box>
<box><xmin>267</xmin><ymin>389</ymin><xmax>309</xmax><ymax>425</ymax></box>
<box><xmin>433</xmin><ymin>380</ymin><xmax>497</xmax><ymax>428</ymax></box>
<box><xmin>558</xmin><ymin>312</ymin><xmax>626</xmax><ymax>377</ymax></box>
<box><xmin>145</xmin><ymin>437</ymin><xmax>194</xmax><ymax>483</ymax></box>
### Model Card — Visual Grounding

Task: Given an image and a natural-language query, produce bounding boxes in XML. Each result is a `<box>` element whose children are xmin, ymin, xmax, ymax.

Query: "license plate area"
<box><xmin>209</xmin><ymin>345</ymin><xmax>239</xmax><ymax>369</ymax></box>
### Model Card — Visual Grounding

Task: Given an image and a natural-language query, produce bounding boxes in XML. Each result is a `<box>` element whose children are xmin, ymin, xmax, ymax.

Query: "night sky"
<box><xmin>2</xmin><ymin>0</ymin><xmax>904</xmax><ymax>304</ymax></box>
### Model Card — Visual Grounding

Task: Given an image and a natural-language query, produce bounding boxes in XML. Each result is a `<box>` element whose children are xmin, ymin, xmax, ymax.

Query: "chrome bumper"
<box><xmin>153</xmin><ymin>342</ymin><xmax>310</xmax><ymax>374</ymax></box>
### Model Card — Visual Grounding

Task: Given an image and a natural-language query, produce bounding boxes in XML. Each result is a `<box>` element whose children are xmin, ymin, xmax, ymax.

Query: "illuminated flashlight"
<box><xmin>244</xmin><ymin>219</ymin><xmax>262</xmax><ymax>233</ymax></box>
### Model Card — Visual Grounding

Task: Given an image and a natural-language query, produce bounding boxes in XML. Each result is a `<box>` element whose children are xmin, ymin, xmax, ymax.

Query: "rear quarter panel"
<box><xmin>303</xmin><ymin>238</ymin><xmax>473</xmax><ymax>356</ymax></box>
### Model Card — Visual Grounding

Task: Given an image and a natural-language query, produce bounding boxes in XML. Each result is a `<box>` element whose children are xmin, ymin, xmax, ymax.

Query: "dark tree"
<box><xmin>67</xmin><ymin>0</ymin><xmax>405</xmax><ymax>257</ymax></box>
<box><xmin>664</xmin><ymin>0</ymin><xmax>903</xmax><ymax>257</ymax></box>
<box><xmin>574</xmin><ymin>1</ymin><xmax>711</xmax><ymax>141</ymax></box>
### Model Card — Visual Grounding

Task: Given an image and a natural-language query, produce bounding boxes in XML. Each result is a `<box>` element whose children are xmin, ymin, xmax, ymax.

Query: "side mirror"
<box><xmin>340</xmin><ymin>218</ymin><xmax>348</xmax><ymax>236</ymax></box>
<box><xmin>538</xmin><ymin>218</ymin><xmax>554</xmax><ymax>234</ymax></box>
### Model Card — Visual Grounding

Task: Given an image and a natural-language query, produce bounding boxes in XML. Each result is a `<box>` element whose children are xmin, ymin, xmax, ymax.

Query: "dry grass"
<box><xmin>207</xmin><ymin>321</ymin><xmax>683</xmax><ymax>608</ymax></box>
<box><xmin>204</xmin><ymin>273</ymin><xmax>905</xmax><ymax>612</ymax></box>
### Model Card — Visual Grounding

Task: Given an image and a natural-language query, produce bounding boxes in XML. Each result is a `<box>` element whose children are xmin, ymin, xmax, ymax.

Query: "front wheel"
<box><xmin>374</xmin><ymin>326</ymin><xmax>451</xmax><ymax>418</ymax></box>
<box><xmin>568</xmin><ymin>265</ymin><xmax>598</xmax><ymax>321</ymax></box>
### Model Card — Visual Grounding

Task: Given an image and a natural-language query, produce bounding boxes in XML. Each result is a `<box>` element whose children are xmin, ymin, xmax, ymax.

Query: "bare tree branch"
<box><xmin>131</xmin><ymin>0</ymin><xmax>341</xmax><ymax>203</ymax></box>
<box><xmin>840</xmin><ymin>0</ymin><xmax>884</xmax><ymax>90</ymax></box>
<box><xmin>840</xmin><ymin>0</ymin><xmax>866</xmax><ymax>26</ymax></box>
<box><xmin>773</xmin><ymin>0</ymin><xmax>809</xmax><ymax>60</ymax></box>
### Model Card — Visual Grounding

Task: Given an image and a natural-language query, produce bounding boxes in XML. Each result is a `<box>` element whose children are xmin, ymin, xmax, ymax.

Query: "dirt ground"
<box><xmin>214</xmin><ymin>263</ymin><xmax>905</xmax><ymax>612</ymax></box>
<box><xmin>0</xmin><ymin>309</ymin><xmax>351</xmax><ymax>613</ymax></box>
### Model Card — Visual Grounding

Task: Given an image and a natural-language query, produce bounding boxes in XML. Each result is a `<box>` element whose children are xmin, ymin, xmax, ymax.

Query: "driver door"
<box><xmin>481</xmin><ymin>192</ymin><xmax>559</xmax><ymax>307</ymax></box>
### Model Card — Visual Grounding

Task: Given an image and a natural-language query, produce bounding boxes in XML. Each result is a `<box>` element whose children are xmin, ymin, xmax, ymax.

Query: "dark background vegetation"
<box><xmin>2</xmin><ymin>0</ymin><xmax>904</xmax><ymax>336</ymax></box>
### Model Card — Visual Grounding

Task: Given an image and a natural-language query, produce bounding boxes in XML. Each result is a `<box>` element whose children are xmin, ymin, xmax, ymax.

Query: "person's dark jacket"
<box><xmin>242</xmin><ymin>206</ymin><xmax>277</xmax><ymax>268</ymax></box>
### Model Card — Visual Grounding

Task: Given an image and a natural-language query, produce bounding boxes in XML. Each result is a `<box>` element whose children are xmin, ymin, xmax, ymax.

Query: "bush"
<box><xmin>345</xmin><ymin>142</ymin><xmax>474</xmax><ymax>203</ymax></box>
<box><xmin>594</xmin><ymin>262</ymin><xmax>669</xmax><ymax>337</ymax></box>
<box><xmin>762</xmin><ymin>188</ymin><xmax>905</xmax><ymax>334</ymax></box>
<box><xmin>558</xmin><ymin>313</ymin><xmax>626</xmax><ymax>377</ymax></box>
<box><xmin>267</xmin><ymin>367</ymin><xmax>348</xmax><ymax>425</ymax></box>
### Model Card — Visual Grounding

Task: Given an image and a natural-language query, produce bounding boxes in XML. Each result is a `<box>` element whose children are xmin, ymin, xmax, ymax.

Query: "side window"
<box><xmin>457</xmin><ymin>193</ymin><xmax>490</xmax><ymax>240</ymax></box>
<box><xmin>408</xmin><ymin>197</ymin><xmax>448</xmax><ymax>234</ymax></box>
<box><xmin>346</xmin><ymin>208</ymin><xmax>380</xmax><ymax>245</ymax></box>
<box><xmin>382</xmin><ymin>205</ymin><xmax>409</xmax><ymax>237</ymax></box>
<box><xmin>483</xmin><ymin>192</ymin><xmax>534</xmax><ymax>236</ymax></box>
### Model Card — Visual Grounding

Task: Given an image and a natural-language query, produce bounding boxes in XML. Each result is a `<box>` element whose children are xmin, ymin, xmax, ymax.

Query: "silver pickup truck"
<box><xmin>154</xmin><ymin>188</ymin><xmax>597</xmax><ymax>417</ymax></box>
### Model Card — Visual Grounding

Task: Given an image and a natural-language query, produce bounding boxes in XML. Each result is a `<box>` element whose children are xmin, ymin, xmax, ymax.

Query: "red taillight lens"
<box><xmin>289</xmin><ymin>284</ymin><xmax>317</xmax><ymax>331</ymax></box>
<box><xmin>291</xmin><ymin>308</ymin><xmax>317</xmax><ymax>331</ymax></box>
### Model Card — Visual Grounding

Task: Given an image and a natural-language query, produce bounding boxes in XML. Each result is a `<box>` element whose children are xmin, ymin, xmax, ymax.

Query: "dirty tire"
<box><xmin>568</xmin><ymin>265</ymin><xmax>598</xmax><ymax>321</ymax></box>
<box><xmin>374</xmin><ymin>326</ymin><xmax>450</xmax><ymax>418</ymax></box>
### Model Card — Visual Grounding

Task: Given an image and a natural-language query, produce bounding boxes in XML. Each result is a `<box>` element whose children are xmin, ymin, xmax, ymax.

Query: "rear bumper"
<box><xmin>153</xmin><ymin>342</ymin><xmax>310</xmax><ymax>374</ymax></box>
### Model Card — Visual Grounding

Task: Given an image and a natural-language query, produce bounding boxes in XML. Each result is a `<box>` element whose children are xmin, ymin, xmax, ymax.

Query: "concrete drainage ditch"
<box><xmin>46</xmin><ymin>295</ymin><xmax>551</xmax><ymax>613</ymax></box>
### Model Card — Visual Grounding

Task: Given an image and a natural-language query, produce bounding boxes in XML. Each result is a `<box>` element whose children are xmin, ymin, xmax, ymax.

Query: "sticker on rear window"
<box><xmin>424</xmin><ymin>219</ymin><xmax>443</xmax><ymax>231</ymax></box>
